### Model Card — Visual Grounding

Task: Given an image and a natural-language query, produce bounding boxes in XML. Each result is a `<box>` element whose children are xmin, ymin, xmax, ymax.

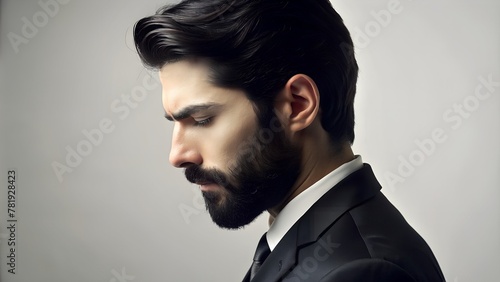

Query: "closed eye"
<box><xmin>193</xmin><ymin>117</ymin><xmax>213</xmax><ymax>127</ymax></box>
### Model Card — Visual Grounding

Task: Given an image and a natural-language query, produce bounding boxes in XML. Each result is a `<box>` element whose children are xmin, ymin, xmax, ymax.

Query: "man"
<box><xmin>133</xmin><ymin>0</ymin><xmax>445</xmax><ymax>281</ymax></box>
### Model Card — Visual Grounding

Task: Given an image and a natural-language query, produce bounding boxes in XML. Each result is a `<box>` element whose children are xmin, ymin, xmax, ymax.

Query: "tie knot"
<box><xmin>253</xmin><ymin>233</ymin><xmax>271</xmax><ymax>263</ymax></box>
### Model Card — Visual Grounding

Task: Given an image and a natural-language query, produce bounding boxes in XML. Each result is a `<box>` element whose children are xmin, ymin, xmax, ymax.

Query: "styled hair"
<box><xmin>134</xmin><ymin>0</ymin><xmax>358</xmax><ymax>143</ymax></box>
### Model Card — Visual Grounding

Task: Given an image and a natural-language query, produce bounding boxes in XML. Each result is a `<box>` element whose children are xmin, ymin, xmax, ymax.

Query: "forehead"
<box><xmin>159</xmin><ymin>60</ymin><xmax>249</xmax><ymax>114</ymax></box>
<box><xmin>159</xmin><ymin>59</ymin><xmax>210</xmax><ymax>89</ymax></box>
<box><xmin>160</xmin><ymin>60</ymin><xmax>209</xmax><ymax>109</ymax></box>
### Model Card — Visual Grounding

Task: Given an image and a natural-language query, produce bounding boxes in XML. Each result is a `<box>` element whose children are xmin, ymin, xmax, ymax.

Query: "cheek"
<box><xmin>204</xmin><ymin>113</ymin><xmax>257</xmax><ymax>167</ymax></box>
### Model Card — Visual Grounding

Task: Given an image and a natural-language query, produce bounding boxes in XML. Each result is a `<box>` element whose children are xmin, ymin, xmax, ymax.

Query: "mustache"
<box><xmin>185</xmin><ymin>165</ymin><xmax>230</xmax><ymax>187</ymax></box>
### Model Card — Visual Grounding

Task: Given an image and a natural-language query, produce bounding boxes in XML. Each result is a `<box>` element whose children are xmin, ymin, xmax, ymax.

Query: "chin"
<box><xmin>202</xmin><ymin>191</ymin><xmax>267</xmax><ymax>229</ymax></box>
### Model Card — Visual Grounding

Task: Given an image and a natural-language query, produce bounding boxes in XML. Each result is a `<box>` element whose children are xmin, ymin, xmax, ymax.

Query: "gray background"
<box><xmin>1</xmin><ymin>0</ymin><xmax>499</xmax><ymax>281</ymax></box>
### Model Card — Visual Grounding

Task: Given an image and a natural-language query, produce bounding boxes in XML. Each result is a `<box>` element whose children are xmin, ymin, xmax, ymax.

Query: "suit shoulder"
<box><xmin>319</xmin><ymin>258</ymin><xmax>417</xmax><ymax>282</ymax></box>
<box><xmin>287</xmin><ymin>193</ymin><xmax>445</xmax><ymax>282</ymax></box>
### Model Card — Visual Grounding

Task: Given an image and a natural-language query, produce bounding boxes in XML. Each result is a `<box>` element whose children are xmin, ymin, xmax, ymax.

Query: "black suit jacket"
<box><xmin>244</xmin><ymin>164</ymin><xmax>445</xmax><ymax>282</ymax></box>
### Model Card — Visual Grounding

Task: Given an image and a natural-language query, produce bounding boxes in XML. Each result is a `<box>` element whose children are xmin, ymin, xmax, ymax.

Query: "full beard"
<box><xmin>185</xmin><ymin>116</ymin><xmax>301</xmax><ymax>229</ymax></box>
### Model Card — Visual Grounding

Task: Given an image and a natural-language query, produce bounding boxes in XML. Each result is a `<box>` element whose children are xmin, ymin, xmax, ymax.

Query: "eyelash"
<box><xmin>194</xmin><ymin>117</ymin><xmax>212</xmax><ymax>127</ymax></box>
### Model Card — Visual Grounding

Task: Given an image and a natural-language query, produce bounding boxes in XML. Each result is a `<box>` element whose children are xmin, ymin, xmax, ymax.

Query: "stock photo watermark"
<box><xmin>4</xmin><ymin>170</ymin><xmax>18</xmax><ymax>275</ymax></box>
<box><xmin>178</xmin><ymin>186</ymin><xmax>206</xmax><ymax>224</ymax></box>
<box><xmin>384</xmin><ymin>73</ymin><xmax>499</xmax><ymax>190</ymax></box>
<box><xmin>51</xmin><ymin>71</ymin><xmax>160</xmax><ymax>183</ymax></box>
<box><xmin>109</xmin><ymin>267</ymin><xmax>135</xmax><ymax>282</ymax></box>
<box><xmin>7</xmin><ymin>0</ymin><xmax>72</xmax><ymax>54</ymax></box>
<box><xmin>339</xmin><ymin>0</ymin><xmax>414</xmax><ymax>56</ymax></box>
<box><xmin>286</xmin><ymin>235</ymin><xmax>341</xmax><ymax>281</ymax></box>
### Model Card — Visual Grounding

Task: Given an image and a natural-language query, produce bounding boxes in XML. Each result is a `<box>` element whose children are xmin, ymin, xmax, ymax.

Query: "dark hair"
<box><xmin>134</xmin><ymin>0</ymin><xmax>358</xmax><ymax>144</ymax></box>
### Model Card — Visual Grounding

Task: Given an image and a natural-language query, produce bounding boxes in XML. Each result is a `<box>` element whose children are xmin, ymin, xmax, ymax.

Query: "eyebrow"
<box><xmin>164</xmin><ymin>103</ymin><xmax>222</xmax><ymax>121</ymax></box>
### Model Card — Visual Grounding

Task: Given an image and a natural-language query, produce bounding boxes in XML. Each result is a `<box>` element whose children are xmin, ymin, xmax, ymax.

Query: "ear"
<box><xmin>274</xmin><ymin>74</ymin><xmax>320</xmax><ymax>133</ymax></box>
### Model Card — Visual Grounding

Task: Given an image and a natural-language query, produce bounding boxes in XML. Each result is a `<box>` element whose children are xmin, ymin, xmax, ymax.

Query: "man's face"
<box><xmin>160</xmin><ymin>60</ymin><xmax>301</xmax><ymax>229</ymax></box>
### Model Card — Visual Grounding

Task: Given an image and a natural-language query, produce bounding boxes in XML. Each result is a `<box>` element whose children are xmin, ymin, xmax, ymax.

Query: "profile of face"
<box><xmin>161</xmin><ymin>60</ymin><xmax>301</xmax><ymax>229</ymax></box>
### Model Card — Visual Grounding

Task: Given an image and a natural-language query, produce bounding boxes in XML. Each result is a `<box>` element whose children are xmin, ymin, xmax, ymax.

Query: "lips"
<box><xmin>195</xmin><ymin>181</ymin><xmax>210</xmax><ymax>185</ymax></box>
<box><xmin>195</xmin><ymin>181</ymin><xmax>215</xmax><ymax>186</ymax></box>
<box><xmin>190</xmin><ymin>174</ymin><xmax>219</xmax><ymax>191</ymax></box>
<box><xmin>193</xmin><ymin>177</ymin><xmax>218</xmax><ymax>186</ymax></box>
<box><xmin>185</xmin><ymin>165</ymin><xmax>222</xmax><ymax>186</ymax></box>
<box><xmin>198</xmin><ymin>183</ymin><xmax>220</xmax><ymax>192</ymax></box>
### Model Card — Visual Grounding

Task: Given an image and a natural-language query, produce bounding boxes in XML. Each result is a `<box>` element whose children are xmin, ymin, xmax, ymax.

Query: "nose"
<box><xmin>169</xmin><ymin>124</ymin><xmax>202</xmax><ymax>168</ymax></box>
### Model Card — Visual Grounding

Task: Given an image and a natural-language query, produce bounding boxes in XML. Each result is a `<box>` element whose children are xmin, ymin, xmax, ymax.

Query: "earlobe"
<box><xmin>285</xmin><ymin>74</ymin><xmax>320</xmax><ymax>133</ymax></box>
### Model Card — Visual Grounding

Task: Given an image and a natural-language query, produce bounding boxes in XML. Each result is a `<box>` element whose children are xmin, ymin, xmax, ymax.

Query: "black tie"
<box><xmin>250</xmin><ymin>233</ymin><xmax>271</xmax><ymax>280</ymax></box>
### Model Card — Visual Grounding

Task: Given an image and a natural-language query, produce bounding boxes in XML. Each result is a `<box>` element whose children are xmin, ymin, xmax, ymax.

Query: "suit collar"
<box><xmin>296</xmin><ymin>164</ymin><xmax>381</xmax><ymax>245</ymax></box>
<box><xmin>249</xmin><ymin>164</ymin><xmax>381</xmax><ymax>282</ymax></box>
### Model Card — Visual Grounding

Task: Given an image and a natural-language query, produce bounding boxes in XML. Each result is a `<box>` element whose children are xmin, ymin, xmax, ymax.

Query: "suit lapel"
<box><xmin>248</xmin><ymin>164</ymin><xmax>381</xmax><ymax>282</ymax></box>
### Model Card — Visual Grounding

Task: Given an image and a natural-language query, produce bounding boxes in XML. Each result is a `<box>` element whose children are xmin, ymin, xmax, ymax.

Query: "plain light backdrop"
<box><xmin>1</xmin><ymin>0</ymin><xmax>499</xmax><ymax>281</ymax></box>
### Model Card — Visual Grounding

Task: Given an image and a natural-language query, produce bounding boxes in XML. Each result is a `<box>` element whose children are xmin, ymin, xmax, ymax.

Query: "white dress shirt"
<box><xmin>266</xmin><ymin>155</ymin><xmax>363</xmax><ymax>251</ymax></box>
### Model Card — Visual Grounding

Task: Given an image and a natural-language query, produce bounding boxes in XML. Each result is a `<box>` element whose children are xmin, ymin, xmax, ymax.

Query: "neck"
<box><xmin>268</xmin><ymin>142</ymin><xmax>355</xmax><ymax>218</ymax></box>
